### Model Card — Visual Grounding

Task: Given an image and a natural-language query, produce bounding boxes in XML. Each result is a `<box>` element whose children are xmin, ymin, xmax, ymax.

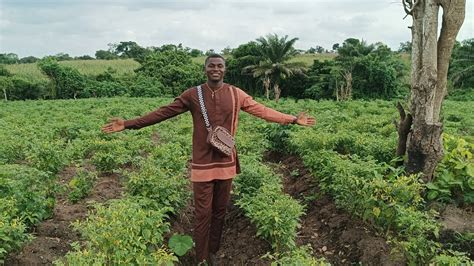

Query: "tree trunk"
<box><xmin>396</xmin><ymin>102</ymin><xmax>412</xmax><ymax>158</ymax></box>
<box><xmin>264</xmin><ymin>76</ymin><xmax>271</xmax><ymax>100</ymax></box>
<box><xmin>3</xmin><ymin>88</ymin><xmax>7</xmax><ymax>101</ymax></box>
<box><xmin>336</xmin><ymin>70</ymin><xmax>352</xmax><ymax>101</ymax></box>
<box><xmin>274</xmin><ymin>83</ymin><xmax>281</xmax><ymax>102</ymax></box>
<box><xmin>403</xmin><ymin>0</ymin><xmax>465</xmax><ymax>181</ymax></box>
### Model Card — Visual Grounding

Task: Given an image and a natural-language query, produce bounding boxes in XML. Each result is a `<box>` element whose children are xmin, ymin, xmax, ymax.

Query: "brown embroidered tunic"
<box><xmin>124</xmin><ymin>83</ymin><xmax>296</xmax><ymax>182</ymax></box>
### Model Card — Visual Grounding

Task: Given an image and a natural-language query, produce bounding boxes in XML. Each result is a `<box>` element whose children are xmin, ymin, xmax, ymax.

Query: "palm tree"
<box><xmin>449</xmin><ymin>38</ymin><xmax>474</xmax><ymax>89</ymax></box>
<box><xmin>244</xmin><ymin>34</ymin><xmax>306</xmax><ymax>102</ymax></box>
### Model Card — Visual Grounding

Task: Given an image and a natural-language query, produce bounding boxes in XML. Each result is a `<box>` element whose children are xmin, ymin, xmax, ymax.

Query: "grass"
<box><xmin>5</xmin><ymin>53</ymin><xmax>407</xmax><ymax>82</ymax></box>
<box><xmin>5</xmin><ymin>59</ymin><xmax>140</xmax><ymax>82</ymax></box>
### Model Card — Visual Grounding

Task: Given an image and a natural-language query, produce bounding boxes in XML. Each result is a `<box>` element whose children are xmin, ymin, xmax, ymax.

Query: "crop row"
<box><xmin>262</xmin><ymin>99</ymin><xmax>473</xmax><ymax>264</ymax></box>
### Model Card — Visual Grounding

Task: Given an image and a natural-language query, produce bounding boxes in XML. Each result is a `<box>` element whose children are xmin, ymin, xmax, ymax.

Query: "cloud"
<box><xmin>0</xmin><ymin>0</ymin><xmax>471</xmax><ymax>57</ymax></box>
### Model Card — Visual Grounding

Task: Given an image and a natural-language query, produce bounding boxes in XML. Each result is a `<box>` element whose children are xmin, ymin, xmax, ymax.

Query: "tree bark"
<box><xmin>403</xmin><ymin>0</ymin><xmax>465</xmax><ymax>181</ymax></box>
<box><xmin>396</xmin><ymin>102</ymin><xmax>413</xmax><ymax>158</ymax></box>
<box><xmin>264</xmin><ymin>76</ymin><xmax>270</xmax><ymax>100</ymax></box>
<box><xmin>274</xmin><ymin>83</ymin><xmax>281</xmax><ymax>102</ymax></box>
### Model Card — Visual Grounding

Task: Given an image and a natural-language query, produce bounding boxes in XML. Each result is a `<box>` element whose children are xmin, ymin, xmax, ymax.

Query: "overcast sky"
<box><xmin>0</xmin><ymin>0</ymin><xmax>472</xmax><ymax>58</ymax></box>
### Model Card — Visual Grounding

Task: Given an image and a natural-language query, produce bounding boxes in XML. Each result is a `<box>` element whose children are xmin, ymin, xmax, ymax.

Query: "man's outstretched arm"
<box><xmin>102</xmin><ymin>95</ymin><xmax>189</xmax><ymax>134</ymax></box>
<box><xmin>238</xmin><ymin>88</ymin><xmax>316</xmax><ymax>126</ymax></box>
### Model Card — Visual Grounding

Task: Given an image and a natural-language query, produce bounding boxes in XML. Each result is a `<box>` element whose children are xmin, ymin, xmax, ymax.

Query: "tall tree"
<box><xmin>245</xmin><ymin>34</ymin><xmax>306</xmax><ymax>102</ymax></box>
<box><xmin>399</xmin><ymin>0</ymin><xmax>466</xmax><ymax>181</ymax></box>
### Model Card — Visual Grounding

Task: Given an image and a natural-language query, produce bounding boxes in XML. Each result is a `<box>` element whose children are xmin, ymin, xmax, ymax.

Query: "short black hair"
<box><xmin>204</xmin><ymin>54</ymin><xmax>226</xmax><ymax>66</ymax></box>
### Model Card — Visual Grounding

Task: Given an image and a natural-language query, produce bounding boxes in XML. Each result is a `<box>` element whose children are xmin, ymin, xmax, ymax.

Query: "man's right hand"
<box><xmin>101</xmin><ymin>118</ymin><xmax>125</xmax><ymax>133</ymax></box>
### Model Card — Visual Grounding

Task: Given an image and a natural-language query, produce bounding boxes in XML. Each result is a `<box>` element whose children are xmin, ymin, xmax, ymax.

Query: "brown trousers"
<box><xmin>192</xmin><ymin>178</ymin><xmax>233</xmax><ymax>263</ymax></box>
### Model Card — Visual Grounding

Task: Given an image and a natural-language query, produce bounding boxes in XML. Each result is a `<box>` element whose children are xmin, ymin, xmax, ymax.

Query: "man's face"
<box><xmin>205</xmin><ymin>57</ymin><xmax>226</xmax><ymax>82</ymax></box>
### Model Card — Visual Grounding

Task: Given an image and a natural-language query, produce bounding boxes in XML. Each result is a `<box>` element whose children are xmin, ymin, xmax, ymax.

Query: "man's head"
<box><xmin>204</xmin><ymin>54</ymin><xmax>226</xmax><ymax>82</ymax></box>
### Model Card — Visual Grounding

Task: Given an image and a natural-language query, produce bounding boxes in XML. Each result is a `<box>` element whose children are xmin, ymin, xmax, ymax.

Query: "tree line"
<box><xmin>0</xmin><ymin>36</ymin><xmax>472</xmax><ymax>101</ymax></box>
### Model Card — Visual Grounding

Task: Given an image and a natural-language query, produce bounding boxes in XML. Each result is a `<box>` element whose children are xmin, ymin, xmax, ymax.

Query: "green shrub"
<box><xmin>237</xmin><ymin>184</ymin><xmax>304</xmax><ymax>252</ymax></box>
<box><xmin>126</xmin><ymin>159</ymin><xmax>189</xmax><ymax>213</ymax></box>
<box><xmin>64</xmin><ymin>198</ymin><xmax>176</xmax><ymax>265</ymax></box>
<box><xmin>428</xmin><ymin>134</ymin><xmax>474</xmax><ymax>204</ymax></box>
<box><xmin>0</xmin><ymin>218</ymin><xmax>31</xmax><ymax>263</ymax></box>
<box><xmin>25</xmin><ymin>140</ymin><xmax>69</xmax><ymax>174</ymax></box>
<box><xmin>269</xmin><ymin>245</ymin><xmax>329</xmax><ymax>266</ymax></box>
<box><xmin>68</xmin><ymin>168</ymin><xmax>98</xmax><ymax>203</ymax></box>
<box><xmin>0</xmin><ymin>164</ymin><xmax>55</xmax><ymax>225</ymax></box>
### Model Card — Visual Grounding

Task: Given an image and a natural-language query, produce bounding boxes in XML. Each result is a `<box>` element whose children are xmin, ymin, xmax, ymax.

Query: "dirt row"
<box><xmin>168</xmin><ymin>151</ymin><xmax>405</xmax><ymax>265</ymax></box>
<box><xmin>6</xmin><ymin>150</ymin><xmax>406</xmax><ymax>265</ymax></box>
<box><xmin>263</xmin><ymin>151</ymin><xmax>405</xmax><ymax>265</ymax></box>
<box><xmin>5</xmin><ymin>164</ymin><xmax>124</xmax><ymax>265</ymax></box>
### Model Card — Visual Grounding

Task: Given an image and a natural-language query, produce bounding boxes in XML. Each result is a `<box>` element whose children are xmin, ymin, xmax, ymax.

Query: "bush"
<box><xmin>60</xmin><ymin>198</ymin><xmax>177</xmax><ymax>265</ymax></box>
<box><xmin>427</xmin><ymin>134</ymin><xmax>474</xmax><ymax>204</ymax></box>
<box><xmin>135</xmin><ymin>49</ymin><xmax>205</xmax><ymax>96</ymax></box>
<box><xmin>37</xmin><ymin>58</ymin><xmax>88</xmax><ymax>99</ymax></box>
<box><xmin>0</xmin><ymin>76</ymin><xmax>48</xmax><ymax>100</ymax></box>
<box><xmin>126</xmin><ymin>159</ymin><xmax>189</xmax><ymax>213</ymax></box>
<box><xmin>237</xmin><ymin>183</ymin><xmax>304</xmax><ymax>252</ymax></box>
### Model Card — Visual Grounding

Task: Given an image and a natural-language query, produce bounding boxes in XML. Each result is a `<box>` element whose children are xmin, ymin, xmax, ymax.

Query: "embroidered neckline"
<box><xmin>205</xmin><ymin>83</ymin><xmax>225</xmax><ymax>99</ymax></box>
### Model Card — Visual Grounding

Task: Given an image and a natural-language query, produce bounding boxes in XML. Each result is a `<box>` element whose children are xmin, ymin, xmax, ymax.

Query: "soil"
<box><xmin>440</xmin><ymin>204</ymin><xmax>474</xmax><ymax>233</ymax></box>
<box><xmin>5</xmin><ymin>149</ymin><xmax>411</xmax><ymax>265</ymax></box>
<box><xmin>439</xmin><ymin>204</ymin><xmax>474</xmax><ymax>259</ymax></box>
<box><xmin>166</xmin><ymin>186</ymin><xmax>272</xmax><ymax>266</ymax></box>
<box><xmin>4</xmin><ymin>164</ymin><xmax>124</xmax><ymax>265</ymax></box>
<box><xmin>263</xmin><ymin>151</ymin><xmax>406</xmax><ymax>266</ymax></box>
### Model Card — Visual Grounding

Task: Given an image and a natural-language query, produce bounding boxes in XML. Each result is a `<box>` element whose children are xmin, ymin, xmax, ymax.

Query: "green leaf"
<box><xmin>427</xmin><ymin>190</ymin><xmax>439</xmax><ymax>200</ymax></box>
<box><xmin>372</xmin><ymin>207</ymin><xmax>381</xmax><ymax>218</ymax></box>
<box><xmin>142</xmin><ymin>229</ymin><xmax>151</xmax><ymax>240</ymax></box>
<box><xmin>466</xmin><ymin>163</ymin><xmax>474</xmax><ymax>178</ymax></box>
<box><xmin>467</xmin><ymin>177</ymin><xmax>474</xmax><ymax>190</ymax></box>
<box><xmin>425</xmin><ymin>182</ymin><xmax>438</xmax><ymax>190</ymax></box>
<box><xmin>168</xmin><ymin>234</ymin><xmax>193</xmax><ymax>256</ymax></box>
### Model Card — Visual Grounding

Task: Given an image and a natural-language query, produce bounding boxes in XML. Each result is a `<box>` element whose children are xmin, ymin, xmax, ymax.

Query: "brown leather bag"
<box><xmin>197</xmin><ymin>85</ymin><xmax>235</xmax><ymax>156</ymax></box>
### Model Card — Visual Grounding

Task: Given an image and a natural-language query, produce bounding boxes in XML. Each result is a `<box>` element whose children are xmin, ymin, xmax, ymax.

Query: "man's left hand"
<box><xmin>295</xmin><ymin>112</ymin><xmax>316</xmax><ymax>126</ymax></box>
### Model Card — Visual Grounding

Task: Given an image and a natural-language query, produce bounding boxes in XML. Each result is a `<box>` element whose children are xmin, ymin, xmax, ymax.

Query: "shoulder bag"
<box><xmin>197</xmin><ymin>85</ymin><xmax>235</xmax><ymax>156</ymax></box>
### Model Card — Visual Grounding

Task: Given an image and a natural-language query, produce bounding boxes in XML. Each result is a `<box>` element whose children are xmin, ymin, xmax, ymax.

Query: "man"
<box><xmin>101</xmin><ymin>54</ymin><xmax>315</xmax><ymax>264</ymax></box>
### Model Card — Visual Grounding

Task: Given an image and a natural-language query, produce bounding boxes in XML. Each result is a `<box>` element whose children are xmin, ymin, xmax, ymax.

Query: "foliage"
<box><xmin>120</xmin><ymin>74</ymin><xmax>165</xmax><ymax>97</ymax></box>
<box><xmin>111</xmin><ymin>41</ymin><xmax>151</xmax><ymax>63</ymax></box>
<box><xmin>225</xmin><ymin>41</ymin><xmax>261</xmax><ymax>96</ymax></box>
<box><xmin>398</xmin><ymin>41</ymin><xmax>412</xmax><ymax>53</ymax></box>
<box><xmin>431</xmin><ymin>249</ymin><xmax>472</xmax><ymax>265</ymax></box>
<box><xmin>449</xmin><ymin>38</ymin><xmax>474</xmax><ymax>89</ymax></box>
<box><xmin>269</xmin><ymin>245</ymin><xmax>329</xmax><ymax>266</ymax></box>
<box><xmin>261</xmin><ymin>98</ymin><xmax>473</xmax><ymax>263</ymax></box>
<box><xmin>237</xmin><ymin>183</ymin><xmax>304</xmax><ymax>252</ymax></box>
<box><xmin>63</xmin><ymin>198</ymin><xmax>177</xmax><ymax>265</ymax></box>
<box><xmin>135</xmin><ymin>48</ymin><xmax>205</xmax><ymax>96</ymax></box>
<box><xmin>0</xmin><ymin>164</ymin><xmax>55</xmax><ymax>261</ymax></box>
<box><xmin>301</xmin><ymin>60</ymin><xmax>337</xmax><ymax>99</ymax></box>
<box><xmin>244</xmin><ymin>34</ymin><xmax>306</xmax><ymax>101</ymax></box>
<box><xmin>38</xmin><ymin>58</ymin><xmax>89</xmax><ymax>99</ymax></box>
<box><xmin>334</xmin><ymin>40</ymin><xmax>407</xmax><ymax>99</ymax></box>
<box><xmin>68</xmin><ymin>168</ymin><xmax>98</xmax><ymax>203</ymax></box>
<box><xmin>0</xmin><ymin>219</ymin><xmax>31</xmax><ymax>264</ymax></box>
<box><xmin>0</xmin><ymin>164</ymin><xmax>55</xmax><ymax>226</ymax></box>
<box><xmin>0</xmin><ymin>76</ymin><xmax>48</xmax><ymax>100</ymax></box>
<box><xmin>427</xmin><ymin>134</ymin><xmax>474</xmax><ymax>204</ymax></box>
<box><xmin>447</xmin><ymin>87</ymin><xmax>474</xmax><ymax>101</ymax></box>
<box><xmin>168</xmin><ymin>234</ymin><xmax>193</xmax><ymax>256</ymax></box>
<box><xmin>95</xmin><ymin>50</ymin><xmax>119</xmax><ymax>60</ymax></box>
<box><xmin>1</xmin><ymin>96</ymin><xmax>472</xmax><ymax>264</ymax></box>
<box><xmin>0</xmin><ymin>53</ymin><xmax>19</xmax><ymax>64</ymax></box>
<box><xmin>126</xmin><ymin>157</ymin><xmax>189</xmax><ymax>213</ymax></box>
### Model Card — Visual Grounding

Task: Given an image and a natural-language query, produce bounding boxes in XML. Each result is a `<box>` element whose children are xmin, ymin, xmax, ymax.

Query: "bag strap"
<box><xmin>197</xmin><ymin>85</ymin><xmax>212</xmax><ymax>130</ymax></box>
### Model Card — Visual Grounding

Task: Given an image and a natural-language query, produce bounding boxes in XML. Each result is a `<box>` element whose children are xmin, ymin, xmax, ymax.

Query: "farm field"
<box><xmin>1</xmin><ymin>97</ymin><xmax>473</xmax><ymax>264</ymax></box>
<box><xmin>4</xmin><ymin>53</ymin><xmax>340</xmax><ymax>83</ymax></box>
<box><xmin>5</xmin><ymin>59</ymin><xmax>141</xmax><ymax>82</ymax></box>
